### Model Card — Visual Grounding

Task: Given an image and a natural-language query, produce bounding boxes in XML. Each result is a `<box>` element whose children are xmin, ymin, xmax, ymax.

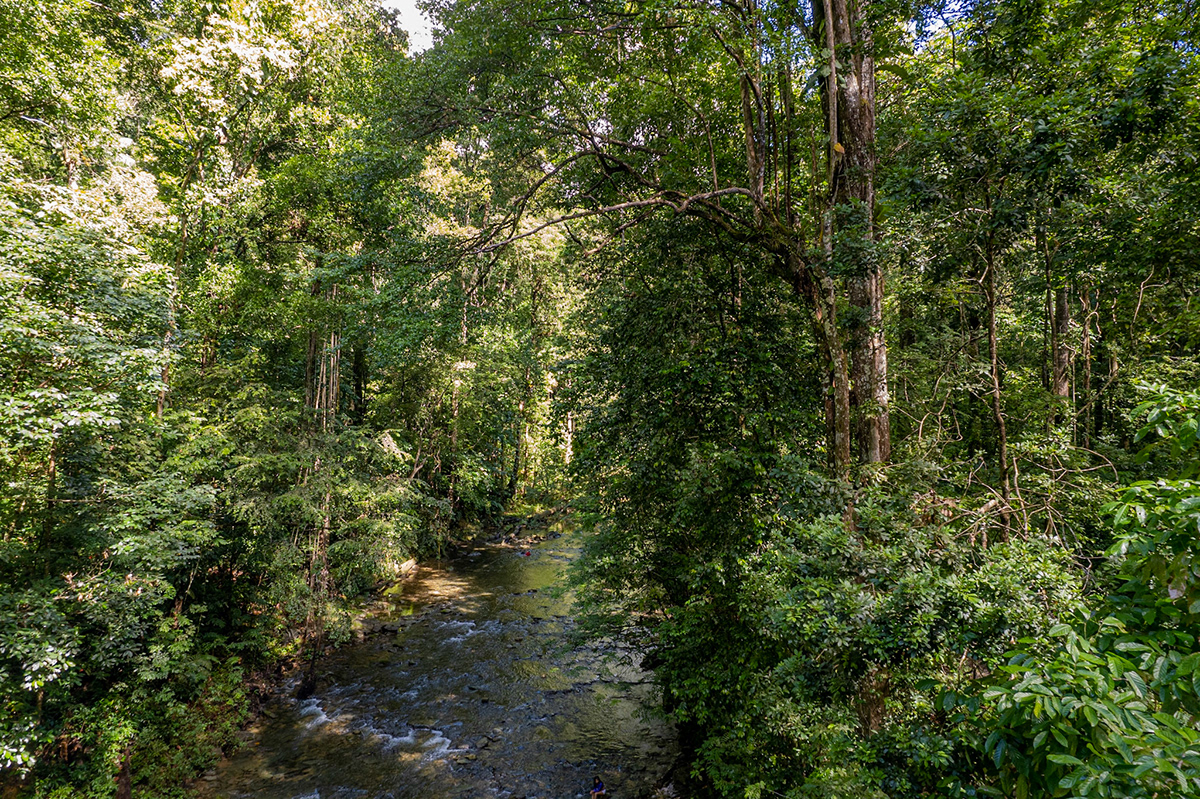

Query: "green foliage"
<box><xmin>5</xmin><ymin>0</ymin><xmax>1200</xmax><ymax>794</ymax></box>
<box><xmin>948</xmin><ymin>388</ymin><xmax>1200</xmax><ymax>798</ymax></box>
<box><xmin>1107</xmin><ymin>386</ymin><xmax>1200</xmax><ymax>622</ymax></box>
<box><xmin>958</xmin><ymin>621</ymin><xmax>1200</xmax><ymax>799</ymax></box>
<box><xmin>0</xmin><ymin>590</ymin><xmax>78</xmax><ymax>773</ymax></box>
<box><xmin>0</xmin><ymin>0</ymin><xmax>118</xmax><ymax>176</ymax></box>
<box><xmin>30</xmin><ymin>663</ymin><xmax>248</xmax><ymax>799</ymax></box>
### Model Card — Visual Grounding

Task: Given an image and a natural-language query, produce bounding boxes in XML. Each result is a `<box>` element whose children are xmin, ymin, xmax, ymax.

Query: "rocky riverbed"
<box><xmin>196</xmin><ymin>520</ymin><xmax>678</xmax><ymax>799</ymax></box>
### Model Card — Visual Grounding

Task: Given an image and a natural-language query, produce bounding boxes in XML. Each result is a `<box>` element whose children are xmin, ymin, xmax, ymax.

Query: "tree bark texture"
<box><xmin>813</xmin><ymin>0</ymin><xmax>890</xmax><ymax>470</ymax></box>
<box><xmin>832</xmin><ymin>0</ymin><xmax>889</xmax><ymax>465</ymax></box>
<box><xmin>785</xmin><ymin>249</ymin><xmax>853</xmax><ymax>477</ymax></box>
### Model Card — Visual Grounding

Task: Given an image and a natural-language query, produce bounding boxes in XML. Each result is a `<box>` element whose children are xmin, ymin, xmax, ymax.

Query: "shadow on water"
<box><xmin>198</xmin><ymin>523</ymin><xmax>678</xmax><ymax>799</ymax></box>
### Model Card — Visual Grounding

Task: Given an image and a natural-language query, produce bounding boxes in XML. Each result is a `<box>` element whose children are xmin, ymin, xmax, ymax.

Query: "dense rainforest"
<box><xmin>2</xmin><ymin>0</ymin><xmax>1200</xmax><ymax>795</ymax></box>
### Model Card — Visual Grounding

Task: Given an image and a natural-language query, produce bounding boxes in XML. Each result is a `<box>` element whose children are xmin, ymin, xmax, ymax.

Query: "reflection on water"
<box><xmin>199</xmin><ymin>524</ymin><xmax>677</xmax><ymax>799</ymax></box>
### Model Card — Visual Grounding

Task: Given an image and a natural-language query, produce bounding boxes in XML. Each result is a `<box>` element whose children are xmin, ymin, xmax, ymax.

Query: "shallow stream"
<box><xmin>198</xmin><ymin>523</ymin><xmax>677</xmax><ymax>799</ymax></box>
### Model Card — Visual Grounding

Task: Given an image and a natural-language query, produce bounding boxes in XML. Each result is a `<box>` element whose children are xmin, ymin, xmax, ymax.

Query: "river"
<box><xmin>197</xmin><ymin>521</ymin><xmax>678</xmax><ymax>799</ymax></box>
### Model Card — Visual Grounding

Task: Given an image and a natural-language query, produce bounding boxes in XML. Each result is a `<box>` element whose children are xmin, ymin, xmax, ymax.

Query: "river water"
<box><xmin>198</xmin><ymin>523</ymin><xmax>677</xmax><ymax>799</ymax></box>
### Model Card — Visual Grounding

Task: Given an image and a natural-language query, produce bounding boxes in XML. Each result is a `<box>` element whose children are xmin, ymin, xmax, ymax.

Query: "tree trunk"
<box><xmin>1052</xmin><ymin>284</ymin><xmax>1071</xmax><ymax>403</ymax></box>
<box><xmin>448</xmin><ymin>378</ymin><xmax>460</xmax><ymax>515</ymax></box>
<box><xmin>157</xmin><ymin>284</ymin><xmax>179</xmax><ymax>421</ymax></box>
<box><xmin>818</xmin><ymin>0</ymin><xmax>890</xmax><ymax>468</ymax></box>
<box><xmin>1079</xmin><ymin>289</ymin><xmax>1093</xmax><ymax>447</ymax></box>
<box><xmin>39</xmin><ymin>442</ymin><xmax>56</xmax><ymax>563</ymax></box>
<box><xmin>305</xmin><ymin>277</ymin><xmax>322</xmax><ymax>414</ymax></box>
<box><xmin>738</xmin><ymin>0</ymin><xmax>767</xmax><ymax>216</ymax></box>
<box><xmin>304</xmin><ymin>278</ymin><xmax>340</xmax><ymax>431</ymax></box>
<box><xmin>849</xmin><ymin>271</ymin><xmax>890</xmax><ymax>464</ymax></box>
<box><xmin>351</xmin><ymin>344</ymin><xmax>367</xmax><ymax>424</ymax></box>
<box><xmin>1039</xmin><ymin>225</ymin><xmax>1071</xmax><ymax>420</ymax></box>
<box><xmin>1041</xmin><ymin>274</ymin><xmax>1051</xmax><ymax>393</ymax></box>
<box><xmin>983</xmin><ymin>243</ymin><xmax>1011</xmax><ymax>527</ymax></box>
<box><xmin>564</xmin><ymin>409</ymin><xmax>574</xmax><ymax>466</ymax></box>
<box><xmin>298</xmin><ymin>486</ymin><xmax>332</xmax><ymax>700</ymax></box>
<box><xmin>316</xmin><ymin>326</ymin><xmax>341</xmax><ymax>431</ymax></box>
<box><xmin>786</xmin><ymin>249</ymin><xmax>852</xmax><ymax>479</ymax></box>
<box><xmin>305</xmin><ymin>327</ymin><xmax>318</xmax><ymax>413</ymax></box>
<box><xmin>157</xmin><ymin>332</ymin><xmax>171</xmax><ymax>421</ymax></box>
<box><xmin>826</xmin><ymin>292</ymin><xmax>853</xmax><ymax>479</ymax></box>
<box><xmin>1099</xmin><ymin>352</ymin><xmax>1118</xmax><ymax>438</ymax></box>
<box><xmin>114</xmin><ymin>745</ymin><xmax>132</xmax><ymax>799</ymax></box>
<box><xmin>509</xmin><ymin>405</ymin><xmax>522</xmax><ymax>500</ymax></box>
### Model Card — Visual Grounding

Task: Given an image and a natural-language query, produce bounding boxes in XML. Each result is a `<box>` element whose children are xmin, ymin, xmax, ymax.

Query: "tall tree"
<box><xmin>399</xmin><ymin>0</ymin><xmax>904</xmax><ymax>476</ymax></box>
